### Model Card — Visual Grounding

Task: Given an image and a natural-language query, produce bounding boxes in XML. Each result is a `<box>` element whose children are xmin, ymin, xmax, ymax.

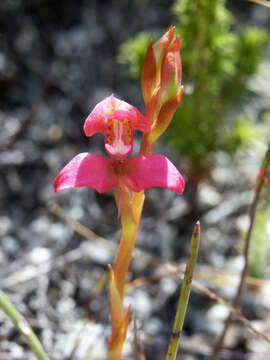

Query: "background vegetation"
<box><xmin>118</xmin><ymin>0</ymin><xmax>269</xmax><ymax>192</ymax></box>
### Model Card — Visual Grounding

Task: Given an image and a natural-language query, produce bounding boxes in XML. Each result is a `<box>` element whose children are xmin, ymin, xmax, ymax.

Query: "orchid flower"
<box><xmin>54</xmin><ymin>26</ymin><xmax>186</xmax><ymax>360</ymax></box>
<box><xmin>54</xmin><ymin>96</ymin><xmax>185</xmax><ymax>212</ymax></box>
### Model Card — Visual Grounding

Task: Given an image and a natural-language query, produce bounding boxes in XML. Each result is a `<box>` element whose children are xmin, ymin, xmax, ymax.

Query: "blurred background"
<box><xmin>0</xmin><ymin>0</ymin><xmax>270</xmax><ymax>359</ymax></box>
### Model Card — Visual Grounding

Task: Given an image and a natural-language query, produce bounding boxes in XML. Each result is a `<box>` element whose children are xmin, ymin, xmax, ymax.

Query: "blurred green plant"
<box><xmin>248</xmin><ymin>211</ymin><xmax>270</xmax><ymax>278</ymax></box>
<box><xmin>118</xmin><ymin>32</ymin><xmax>151</xmax><ymax>79</ymax></box>
<box><xmin>118</xmin><ymin>0</ymin><xmax>268</xmax><ymax>192</ymax></box>
<box><xmin>248</xmin><ymin>142</ymin><xmax>270</xmax><ymax>278</ymax></box>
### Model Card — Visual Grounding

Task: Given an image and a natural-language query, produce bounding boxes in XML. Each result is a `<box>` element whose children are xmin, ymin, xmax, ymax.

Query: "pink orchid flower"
<box><xmin>54</xmin><ymin>96</ymin><xmax>185</xmax><ymax>207</ymax></box>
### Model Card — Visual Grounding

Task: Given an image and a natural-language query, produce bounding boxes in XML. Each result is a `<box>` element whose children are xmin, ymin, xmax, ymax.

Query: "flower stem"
<box><xmin>166</xmin><ymin>222</ymin><xmax>200</xmax><ymax>360</ymax></box>
<box><xmin>114</xmin><ymin>188</ymin><xmax>142</xmax><ymax>300</ymax></box>
<box><xmin>0</xmin><ymin>288</ymin><xmax>50</xmax><ymax>360</ymax></box>
<box><xmin>108</xmin><ymin>187</ymin><xmax>145</xmax><ymax>359</ymax></box>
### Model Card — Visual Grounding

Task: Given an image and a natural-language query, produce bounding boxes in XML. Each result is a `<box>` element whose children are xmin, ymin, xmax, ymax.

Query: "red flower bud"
<box><xmin>141</xmin><ymin>26</ymin><xmax>175</xmax><ymax>106</ymax></box>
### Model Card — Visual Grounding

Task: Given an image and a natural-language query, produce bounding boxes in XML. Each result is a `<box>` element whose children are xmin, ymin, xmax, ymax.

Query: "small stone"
<box><xmin>48</xmin><ymin>124</ymin><xmax>63</xmax><ymax>141</ymax></box>
<box><xmin>31</xmin><ymin>217</ymin><xmax>50</xmax><ymax>233</ymax></box>
<box><xmin>69</xmin><ymin>205</ymin><xmax>84</xmax><ymax>221</ymax></box>
<box><xmin>82</xmin><ymin>242</ymin><xmax>112</xmax><ymax>265</ymax></box>
<box><xmin>198</xmin><ymin>182</ymin><xmax>222</xmax><ymax>207</ymax></box>
<box><xmin>2</xmin><ymin>236</ymin><xmax>18</xmax><ymax>254</ymax></box>
<box><xmin>126</xmin><ymin>290</ymin><xmax>151</xmax><ymax>319</ymax></box>
<box><xmin>48</xmin><ymin>223</ymin><xmax>70</xmax><ymax>242</ymax></box>
<box><xmin>10</xmin><ymin>342</ymin><xmax>24</xmax><ymax>357</ymax></box>
<box><xmin>0</xmin><ymin>216</ymin><xmax>12</xmax><ymax>236</ymax></box>
<box><xmin>144</xmin><ymin>317</ymin><xmax>163</xmax><ymax>335</ymax></box>
<box><xmin>160</xmin><ymin>278</ymin><xmax>177</xmax><ymax>295</ymax></box>
<box><xmin>0</xmin><ymin>150</ymin><xmax>24</xmax><ymax>166</ymax></box>
<box><xmin>207</xmin><ymin>304</ymin><xmax>230</xmax><ymax>321</ymax></box>
<box><xmin>57</xmin><ymin>298</ymin><xmax>75</xmax><ymax>314</ymax></box>
<box><xmin>28</xmin><ymin>247</ymin><xmax>51</xmax><ymax>265</ymax></box>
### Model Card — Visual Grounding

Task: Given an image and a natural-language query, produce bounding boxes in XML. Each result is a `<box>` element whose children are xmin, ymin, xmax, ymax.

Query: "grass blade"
<box><xmin>0</xmin><ymin>288</ymin><xmax>50</xmax><ymax>360</ymax></box>
<box><xmin>166</xmin><ymin>221</ymin><xmax>200</xmax><ymax>360</ymax></box>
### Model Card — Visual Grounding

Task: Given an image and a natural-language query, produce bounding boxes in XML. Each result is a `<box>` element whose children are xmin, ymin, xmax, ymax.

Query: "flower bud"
<box><xmin>159</xmin><ymin>35</ymin><xmax>182</xmax><ymax>106</ymax></box>
<box><xmin>148</xmin><ymin>86</ymin><xmax>184</xmax><ymax>145</ymax></box>
<box><xmin>141</xmin><ymin>26</ymin><xmax>175</xmax><ymax>105</ymax></box>
<box><xmin>140</xmin><ymin>26</ymin><xmax>183</xmax><ymax>153</ymax></box>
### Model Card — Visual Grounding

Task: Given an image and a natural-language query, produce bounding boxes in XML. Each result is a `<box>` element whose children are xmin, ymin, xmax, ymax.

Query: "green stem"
<box><xmin>0</xmin><ymin>288</ymin><xmax>50</xmax><ymax>360</ymax></box>
<box><xmin>166</xmin><ymin>222</ymin><xmax>201</xmax><ymax>360</ymax></box>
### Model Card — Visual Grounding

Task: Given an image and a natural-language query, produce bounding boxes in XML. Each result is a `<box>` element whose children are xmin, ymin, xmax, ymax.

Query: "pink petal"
<box><xmin>124</xmin><ymin>154</ymin><xmax>185</xmax><ymax>194</ymax></box>
<box><xmin>54</xmin><ymin>153</ymin><xmax>114</xmax><ymax>193</ymax></box>
<box><xmin>83</xmin><ymin>94</ymin><xmax>149</xmax><ymax>137</ymax></box>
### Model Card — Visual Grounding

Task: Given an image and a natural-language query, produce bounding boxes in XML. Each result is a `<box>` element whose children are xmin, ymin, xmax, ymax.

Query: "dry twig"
<box><xmin>50</xmin><ymin>203</ymin><xmax>270</xmax><ymax>346</ymax></box>
<box><xmin>211</xmin><ymin>143</ymin><xmax>270</xmax><ymax>358</ymax></box>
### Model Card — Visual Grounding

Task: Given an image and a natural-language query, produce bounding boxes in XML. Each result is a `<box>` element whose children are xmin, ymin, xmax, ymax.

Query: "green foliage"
<box><xmin>117</xmin><ymin>32</ymin><xmax>151</xmax><ymax>79</ymax></box>
<box><xmin>118</xmin><ymin>0</ymin><xmax>268</xmax><ymax>182</ymax></box>
<box><xmin>248</xmin><ymin>211</ymin><xmax>270</xmax><ymax>278</ymax></box>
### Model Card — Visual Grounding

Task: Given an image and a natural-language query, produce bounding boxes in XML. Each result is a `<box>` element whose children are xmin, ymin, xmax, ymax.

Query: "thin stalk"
<box><xmin>166</xmin><ymin>222</ymin><xmax>200</xmax><ymax>360</ymax></box>
<box><xmin>0</xmin><ymin>288</ymin><xmax>50</xmax><ymax>360</ymax></box>
<box><xmin>211</xmin><ymin>143</ymin><xmax>270</xmax><ymax>359</ymax></box>
<box><xmin>114</xmin><ymin>188</ymin><xmax>144</xmax><ymax>301</ymax></box>
<box><xmin>107</xmin><ymin>187</ymin><xmax>145</xmax><ymax>360</ymax></box>
<box><xmin>114</xmin><ymin>227</ymin><xmax>137</xmax><ymax>301</ymax></box>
